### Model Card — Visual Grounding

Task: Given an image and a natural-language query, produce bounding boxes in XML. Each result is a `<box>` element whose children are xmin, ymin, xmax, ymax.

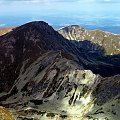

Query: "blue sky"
<box><xmin>0</xmin><ymin>0</ymin><xmax>120</xmax><ymax>33</ymax></box>
<box><xmin>0</xmin><ymin>0</ymin><xmax>119</xmax><ymax>18</ymax></box>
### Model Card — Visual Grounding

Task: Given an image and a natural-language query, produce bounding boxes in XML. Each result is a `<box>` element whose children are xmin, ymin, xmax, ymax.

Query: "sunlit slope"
<box><xmin>0</xmin><ymin>27</ymin><xmax>14</xmax><ymax>36</ymax></box>
<box><xmin>58</xmin><ymin>25</ymin><xmax>120</xmax><ymax>55</ymax></box>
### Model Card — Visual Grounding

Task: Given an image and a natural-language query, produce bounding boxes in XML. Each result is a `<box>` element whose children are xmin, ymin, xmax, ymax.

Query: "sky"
<box><xmin>0</xmin><ymin>0</ymin><xmax>120</xmax><ymax>33</ymax></box>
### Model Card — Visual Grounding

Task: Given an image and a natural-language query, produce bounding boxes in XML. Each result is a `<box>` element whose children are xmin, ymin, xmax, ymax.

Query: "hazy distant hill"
<box><xmin>58</xmin><ymin>25</ymin><xmax>120</xmax><ymax>55</ymax></box>
<box><xmin>0</xmin><ymin>27</ymin><xmax>14</xmax><ymax>36</ymax></box>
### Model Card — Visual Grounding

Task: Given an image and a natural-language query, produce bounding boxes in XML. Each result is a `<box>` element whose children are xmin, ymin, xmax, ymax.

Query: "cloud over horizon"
<box><xmin>0</xmin><ymin>0</ymin><xmax>120</xmax><ymax>31</ymax></box>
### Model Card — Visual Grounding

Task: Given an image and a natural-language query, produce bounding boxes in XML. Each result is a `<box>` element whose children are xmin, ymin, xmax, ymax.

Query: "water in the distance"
<box><xmin>0</xmin><ymin>0</ymin><xmax>120</xmax><ymax>34</ymax></box>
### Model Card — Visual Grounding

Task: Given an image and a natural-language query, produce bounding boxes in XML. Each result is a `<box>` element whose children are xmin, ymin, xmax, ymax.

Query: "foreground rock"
<box><xmin>0</xmin><ymin>51</ymin><xmax>99</xmax><ymax>119</ymax></box>
<box><xmin>0</xmin><ymin>21</ymin><xmax>120</xmax><ymax>120</ymax></box>
<box><xmin>0</xmin><ymin>56</ymin><xmax>119</xmax><ymax>120</ymax></box>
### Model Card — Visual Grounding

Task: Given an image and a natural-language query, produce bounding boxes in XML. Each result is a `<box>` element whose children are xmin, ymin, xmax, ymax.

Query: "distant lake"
<box><xmin>0</xmin><ymin>0</ymin><xmax>120</xmax><ymax>34</ymax></box>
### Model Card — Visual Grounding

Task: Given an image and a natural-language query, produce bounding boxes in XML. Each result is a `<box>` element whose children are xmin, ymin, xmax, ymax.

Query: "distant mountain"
<box><xmin>0</xmin><ymin>21</ymin><xmax>120</xmax><ymax>120</ymax></box>
<box><xmin>58</xmin><ymin>25</ymin><xmax>120</xmax><ymax>55</ymax></box>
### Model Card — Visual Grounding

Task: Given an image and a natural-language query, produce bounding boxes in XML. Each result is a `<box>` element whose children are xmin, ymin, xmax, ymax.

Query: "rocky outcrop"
<box><xmin>0</xmin><ymin>21</ymin><xmax>120</xmax><ymax>120</ymax></box>
<box><xmin>58</xmin><ymin>25</ymin><xmax>120</xmax><ymax>55</ymax></box>
<box><xmin>1</xmin><ymin>57</ymin><xmax>119</xmax><ymax>120</ymax></box>
<box><xmin>87</xmin><ymin>75</ymin><xmax>120</xmax><ymax>120</ymax></box>
<box><xmin>0</xmin><ymin>50</ymin><xmax>99</xmax><ymax>119</ymax></box>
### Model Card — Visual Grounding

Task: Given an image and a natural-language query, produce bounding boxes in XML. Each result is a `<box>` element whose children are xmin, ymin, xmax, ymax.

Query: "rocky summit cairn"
<box><xmin>0</xmin><ymin>21</ymin><xmax>120</xmax><ymax>120</ymax></box>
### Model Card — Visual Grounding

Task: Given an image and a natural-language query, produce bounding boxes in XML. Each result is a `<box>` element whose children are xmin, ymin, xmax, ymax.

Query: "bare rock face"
<box><xmin>0</xmin><ymin>21</ymin><xmax>80</xmax><ymax>93</ymax></box>
<box><xmin>58</xmin><ymin>25</ymin><xmax>120</xmax><ymax>55</ymax></box>
<box><xmin>0</xmin><ymin>51</ymin><xmax>99</xmax><ymax>119</ymax></box>
<box><xmin>0</xmin><ymin>21</ymin><xmax>120</xmax><ymax>120</ymax></box>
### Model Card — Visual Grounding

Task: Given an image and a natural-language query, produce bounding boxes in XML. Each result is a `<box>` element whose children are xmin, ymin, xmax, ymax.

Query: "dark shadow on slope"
<box><xmin>67</xmin><ymin>39</ymin><xmax>120</xmax><ymax>77</ymax></box>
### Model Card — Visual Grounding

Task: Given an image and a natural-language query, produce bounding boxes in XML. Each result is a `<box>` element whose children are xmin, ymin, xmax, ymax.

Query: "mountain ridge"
<box><xmin>58</xmin><ymin>25</ymin><xmax>120</xmax><ymax>55</ymax></box>
<box><xmin>1</xmin><ymin>24</ymin><xmax>120</xmax><ymax>55</ymax></box>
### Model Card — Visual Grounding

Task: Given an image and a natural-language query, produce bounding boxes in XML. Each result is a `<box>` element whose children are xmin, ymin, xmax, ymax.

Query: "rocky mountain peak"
<box><xmin>58</xmin><ymin>25</ymin><xmax>120</xmax><ymax>55</ymax></box>
<box><xmin>59</xmin><ymin>25</ymin><xmax>85</xmax><ymax>39</ymax></box>
<box><xmin>12</xmin><ymin>21</ymin><xmax>54</xmax><ymax>36</ymax></box>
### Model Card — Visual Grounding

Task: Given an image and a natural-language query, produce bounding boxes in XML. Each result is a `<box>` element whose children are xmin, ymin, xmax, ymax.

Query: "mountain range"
<box><xmin>1</xmin><ymin>24</ymin><xmax>120</xmax><ymax>55</ymax></box>
<box><xmin>58</xmin><ymin>25</ymin><xmax>120</xmax><ymax>55</ymax></box>
<box><xmin>0</xmin><ymin>21</ymin><xmax>120</xmax><ymax>120</ymax></box>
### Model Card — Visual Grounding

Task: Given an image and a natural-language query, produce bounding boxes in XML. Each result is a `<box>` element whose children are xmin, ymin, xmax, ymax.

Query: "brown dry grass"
<box><xmin>0</xmin><ymin>106</ymin><xmax>15</xmax><ymax>120</ymax></box>
<box><xmin>0</xmin><ymin>27</ymin><xmax>15</xmax><ymax>36</ymax></box>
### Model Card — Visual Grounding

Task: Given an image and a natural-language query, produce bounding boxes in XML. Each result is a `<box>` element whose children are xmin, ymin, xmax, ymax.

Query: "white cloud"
<box><xmin>98</xmin><ymin>0</ymin><xmax>120</xmax><ymax>3</ymax></box>
<box><xmin>104</xmin><ymin>0</ymin><xmax>111</xmax><ymax>1</ymax></box>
